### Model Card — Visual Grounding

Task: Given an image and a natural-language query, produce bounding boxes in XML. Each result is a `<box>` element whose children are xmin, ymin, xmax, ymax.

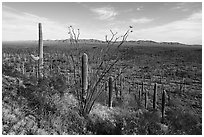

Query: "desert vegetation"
<box><xmin>2</xmin><ymin>23</ymin><xmax>202</xmax><ymax>135</ymax></box>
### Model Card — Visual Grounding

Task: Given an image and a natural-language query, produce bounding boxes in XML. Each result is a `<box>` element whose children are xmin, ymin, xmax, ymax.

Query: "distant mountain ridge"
<box><xmin>47</xmin><ymin>39</ymin><xmax>201</xmax><ymax>46</ymax></box>
<box><xmin>2</xmin><ymin>39</ymin><xmax>201</xmax><ymax>47</ymax></box>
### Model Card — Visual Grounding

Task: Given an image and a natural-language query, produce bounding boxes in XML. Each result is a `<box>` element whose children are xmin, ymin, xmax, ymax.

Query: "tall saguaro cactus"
<box><xmin>22</xmin><ymin>62</ymin><xmax>25</xmax><ymax>75</ymax></box>
<box><xmin>138</xmin><ymin>85</ymin><xmax>141</xmax><ymax>101</ymax></box>
<box><xmin>38</xmin><ymin>23</ymin><xmax>43</xmax><ymax>78</ymax></box>
<box><xmin>162</xmin><ymin>89</ymin><xmax>166</xmax><ymax>121</ymax></box>
<box><xmin>153</xmin><ymin>83</ymin><xmax>157</xmax><ymax>109</ymax></box>
<box><xmin>108</xmin><ymin>76</ymin><xmax>113</xmax><ymax>108</ymax></box>
<box><xmin>141</xmin><ymin>82</ymin><xmax>144</xmax><ymax>95</ymax></box>
<box><xmin>144</xmin><ymin>90</ymin><xmax>148</xmax><ymax>109</ymax></box>
<box><xmin>115</xmin><ymin>81</ymin><xmax>118</xmax><ymax>98</ymax></box>
<box><xmin>82</xmin><ymin>53</ymin><xmax>88</xmax><ymax>101</ymax></box>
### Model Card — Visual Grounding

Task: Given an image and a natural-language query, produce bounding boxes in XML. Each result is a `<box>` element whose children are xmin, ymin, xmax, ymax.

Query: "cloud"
<box><xmin>170</xmin><ymin>2</ymin><xmax>191</xmax><ymax>12</ymax></box>
<box><xmin>123</xmin><ymin>8</ymin><xmax>133</xmax><ymax>13</ymax></box>
<box><xmin>136</xmin><ymin>6</ymin><xmax>143</xmax><ymax>11</ymax></box>
<box><xmin>2</xmin><ymin>6</ymin><xmax>71</xmax><ymax>41</ymax></box>
<box><xmin>187</xmin><ymin>11</ymin><xmax>201</xmax><ymax>20</ymax></box>
<box><xmin>131</xmin><ymin>11</ymin><xmax>202</xmax><ymax>44</ymax></box>
<box><xmin>131</xmin><ymin>17</ymin><xmax>153</xmax><ymax>24</ymax></box>
<box><xmin>91</xmin><ymin>6</ymin><xmax>118</xmax><ymax>20</ymax></box>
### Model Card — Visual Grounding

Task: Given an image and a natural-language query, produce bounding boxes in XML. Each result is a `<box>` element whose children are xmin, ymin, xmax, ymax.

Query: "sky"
<box><xmin>2</xmin><ymin>2</ymin><xmax>202</xmax><ymax>44</ymax></box>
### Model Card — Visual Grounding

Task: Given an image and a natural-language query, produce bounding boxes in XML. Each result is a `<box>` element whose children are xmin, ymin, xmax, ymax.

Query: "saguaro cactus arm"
<box><xmin>30</xmin><ymin>54</ymin><xmax>39</xmax><ymax>61</ymax></box>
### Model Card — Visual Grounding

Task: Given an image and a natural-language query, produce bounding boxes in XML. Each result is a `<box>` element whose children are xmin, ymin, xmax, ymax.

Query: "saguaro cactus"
<box><xmin>35</xmin><ymin>65</ymin><xmax>38</xmax><ymax>78</ymax></box>
<box><xmin>153</xmin><ymin>83</ymin><xmax>157</xmax><ymax>109</ymax></box>
<box><xmin>108</xmin><ymin>76</ymin><xmax>113</xmax><ymax>108</ymax></box>
<box><xmin>141</xmin><ymin>82</ymin><xmax>144</xmax><ymax>96</ymax></box>
<box><xmin>129</xmin><ymin>87</ymin><xmax>131</xmax><ymax>94</ymax></box>
<box><xmin>136</xmin><ymin>83</ymin><xmax>139</xmax><ymax>92</ymax></box>
<box><xmin>182</xmin><ymin>78</ymin><xmax>186</xmax><ymax>93</ymax></box>
<box><xmin>22</xmin><ymin>62</ymin><xmax>25</xmax><ymax>75</ymax></box>
<box><xmin>119</xmin><ymin>73</ymin><xmax>123</xmax><ymax>98</ymax></box>
<box><xmin>38</xmin><ymin>23</ymin><xmax>43</xmax><ymax>78</ymax></box>
<box><xmin>82</xmin><ymin>53</ymin><xmax>88</xmax><ymax>101</ymax></box>
<box><xmin>104</xmin><ymin>81</ymin><xmax>108</xmax><ymax>104</ymax></box>
<box><xmin>162</xmin><ymin>89</ymin><xmax>166</xmax><ymax>121</ymax></box>
<box><xmin>3</xmin><ymin>53</ymin><xmax>5</xmax><ymax>58</ymax></box>
<box><xmin>105</xmin><ymin>80</ymin><xmax>108</xmax><ymax>92</ymax></box>
<box><xmin>115</xmin><ymin>81</ymin><xmax>118</xmax><ymax>98</ymax></box>
<box><xmin>144</xmin><ymin>90</ymin><xmax>148</xmax><ymax>109</ymax></box>
<box><xmin>138</xmin><ymin>84</ymin><xmax>141</xmax><ymax>101</ymax></box>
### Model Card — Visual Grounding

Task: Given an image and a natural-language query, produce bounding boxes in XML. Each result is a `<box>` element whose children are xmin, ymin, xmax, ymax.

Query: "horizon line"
<box><xmin>2</xmin><ymin>39</ymin><xmax>202</xmax><ymax>45</ymax></box>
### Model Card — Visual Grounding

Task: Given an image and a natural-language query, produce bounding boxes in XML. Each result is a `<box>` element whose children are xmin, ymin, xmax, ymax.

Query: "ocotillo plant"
<box><xmin>144</xmin><ymin>90</ymin><xmax>148</xmax><ymax>109</ymax></box>
<box><xmin>38</xmin><ymin>23</ymin><xmax>43</xmax><ymax>78</ymax></box>
<box><xmin>108</xmin><ymin>76</ymin><xmax>113</xmax><ymax>108</ymax></box>
<box><xmin>153</xmin><ymin>83</ymin><xmax>157</xmax><ymax>109</ymax></box>
<box><xmin>162</xmin><ymin>89</ymin><xmax>166</xmax><ymax>122</ymax></box>
<box><xmin>81</xmin><ymin>53</ymin><xmax>88</xmax><ymax>102</ymax></box>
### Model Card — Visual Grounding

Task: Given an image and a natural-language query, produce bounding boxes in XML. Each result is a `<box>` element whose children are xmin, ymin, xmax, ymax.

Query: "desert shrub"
<box><xmin>95</xmin><ymin>90</ymin><xmax>108</xmax><ymax>106</ymax></box>
<box><xmin>123</xmin><ymin>109</ymin><xmax>164</xmax><ymax>135</ymax></box>
<box><xmin>86</xmin><ymin>113</ymin><xmax>124</xmax><ymax>135</ymax></box>
<box><xmin>166</xmin><ymin>108</ymin><xmax>201</xmax><ymax>135</ymax></box>
<box><xmin>85</xmin><ymin>103</ymin><xmax>127</xmax><ymax>135</ymax></box>
<box><xmin>138</xmin><ymin>110</ymin><xmax>164</xmax><ymax>135</ymax></box>
<box><xmin>86</xmin><ymin>115</ymin><xmax>116</xmax><ymax>135</ymax></box>
<box><xmin>37</xmin><ymin>109</ymin><xmax>86</xmax><ymax>135</ymax></box>
<box><xmin>112</xmin><ymin>97</ymin><xmax>123</xmax><ymax>108</ymax></box>
<box><xmin>99</xmin><ymin>108</ymin><xmax>164</xmax><ymax>135</ymax></box>
<box><xmin>114</xmin><ymin>111</ymin><xmax>140</xmax><ymax>135</ymax></box>
<box><xmin>4</xmin><ymin>73</ymin><xmax>89</xmax><ymax>135</ymax></box>
<box><xmin>2</xmin><ymin>63</ymin><xmax>23</xmax><ymax>78</ymax></box>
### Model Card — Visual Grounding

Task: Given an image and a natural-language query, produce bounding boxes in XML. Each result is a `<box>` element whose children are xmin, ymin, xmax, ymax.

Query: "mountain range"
<box><xmin>2</xmin><ymin>39</ymin><xmax>201</xmax><ymax>47</ymax></box>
